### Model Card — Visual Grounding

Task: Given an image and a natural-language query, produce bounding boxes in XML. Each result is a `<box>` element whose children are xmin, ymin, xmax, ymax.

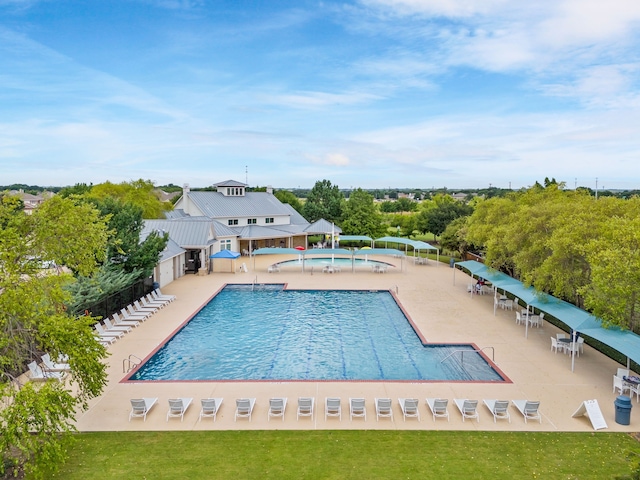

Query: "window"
<box><xmin>247</xmin><ymin>218</ymin><xmax>256</xmax><ymax>224</ymax></box>
<box><xmin>265</xmin><ymin>217</ymin><xmax>274</xmax><ymax>224</ymax></box>
<box><xmin>228</xmin><ymin>219</ymin><xmax>238</xmax><ymax>225</ymax></box>
<box><xmin>220</xmin><ymin>240</ymin><xmax>231</xmax><ymax>250</ymax></box>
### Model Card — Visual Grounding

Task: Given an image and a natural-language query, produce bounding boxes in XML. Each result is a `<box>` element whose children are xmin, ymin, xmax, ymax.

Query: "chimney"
<box><xmin>266</xmin><ymin>185</ymin><xmax>273</xmax><ymax>194</ymax></box>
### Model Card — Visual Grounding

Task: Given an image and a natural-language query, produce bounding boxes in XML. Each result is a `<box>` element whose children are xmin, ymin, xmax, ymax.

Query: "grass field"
<box><xmin>50</xmin><ymin>431</ymin><xmax>640</xmax><ymax>480</ymax></box>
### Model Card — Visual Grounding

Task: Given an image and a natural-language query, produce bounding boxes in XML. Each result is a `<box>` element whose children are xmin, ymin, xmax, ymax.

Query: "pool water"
<box><xmin>130</xmin><ymin>285</ymin><xmax>504</xmax><ymax>382</ymax></box>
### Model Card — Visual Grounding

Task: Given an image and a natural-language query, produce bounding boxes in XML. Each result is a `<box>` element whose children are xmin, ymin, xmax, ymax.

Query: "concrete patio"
<box><xmin>74</xmin><ymin>254</ymin><xmax>638</xmax><ymax>432</ymax></box>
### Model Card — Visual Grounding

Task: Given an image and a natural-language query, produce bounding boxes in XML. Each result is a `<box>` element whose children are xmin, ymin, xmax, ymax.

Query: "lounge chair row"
<box><xmin>128</xmin><ymin>396</ymin><xmax>542</xmax><ymax>424</ymax></box>
<box><xmin>95</xmin><ymin>289</ymin><xmax>176</xmax><ymax>344</ymax></box>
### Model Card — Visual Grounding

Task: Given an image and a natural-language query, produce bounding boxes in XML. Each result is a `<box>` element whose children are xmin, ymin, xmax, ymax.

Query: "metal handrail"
<box><xmin>123</xmin><ymin>354</ymin><xmax>142</xmax><ymax>373</ymax></box>
<box><xmin>440</xmin><ymin>346</ymin><xmax>495</xmax><ymax>364</ymax></box>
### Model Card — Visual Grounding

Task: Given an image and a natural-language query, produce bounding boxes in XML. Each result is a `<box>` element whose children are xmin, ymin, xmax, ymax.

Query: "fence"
<box><xmin>84</xmin><ymin>277</ymin><xmax>155</xmax><ymax>320</ymax></box>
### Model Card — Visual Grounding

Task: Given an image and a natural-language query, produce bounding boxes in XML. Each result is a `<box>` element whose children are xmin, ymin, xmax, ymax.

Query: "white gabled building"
<box><xmin>144</xmin><ymin>180</ymin><xmax>319</xmax><ymax>279</ymax></box>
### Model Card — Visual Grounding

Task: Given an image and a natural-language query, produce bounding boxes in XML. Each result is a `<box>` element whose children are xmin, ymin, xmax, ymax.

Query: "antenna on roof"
<box><xmin>245</xmin><ymin>165</ymin><xmax>248</xmax><ymax>185</ymax></box>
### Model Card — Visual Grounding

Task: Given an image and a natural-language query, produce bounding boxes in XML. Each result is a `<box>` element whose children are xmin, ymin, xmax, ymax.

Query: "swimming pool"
<box><xmin>129</xmin><ymin>285</ymin><xmax>504</xmax><ymax>382</ymax></box>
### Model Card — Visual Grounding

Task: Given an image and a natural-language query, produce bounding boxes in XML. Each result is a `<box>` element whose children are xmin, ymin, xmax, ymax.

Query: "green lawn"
<box><xmin>50</xmin><ymin>431</ymin><xmax>640</xmax><ymax>480</ymax></box>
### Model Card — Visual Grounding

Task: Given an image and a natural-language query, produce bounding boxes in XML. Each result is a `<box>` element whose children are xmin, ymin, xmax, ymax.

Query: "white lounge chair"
<box><xmin>398</xmin><ymin>398</ymin><xmax>420</xmax><ymax>422</ymax></box>
<box><xmin>426</xmin><ymin>398</ymin><xmax>449</xmax><ymax>422</ymax></box>
<box><xmin>483</xmin><ymin>399</ymin><xmax>510</xmax><ymax>423</ymax></box>
<box><xmin>153</xmin><ymin>288</ymin><xmax>176</xmax><ymax>302</ymax></box>
<box><xmin>454</xmin><ymin>399</ymin><xmax>479</xmax><ymax>422</ymax></box>
<box><xmin>141</xmin><ymin>295</ymin><xmax>167</xmax><ymax>309</ymax></box>
<box><xmin>130</xmin><ymin>397</ymin><xmax>158</xmax><ymax>421</ymax></box>
<box><xmin>28</xmin><ymin>361</ymin><xmax>64</xmax><ymax>381</ymax></box>
<box><xmin>199</xmin><ymin>398</ymin><xmax>223</xmax><ymax>422</ymax></box>
<box><xmin>375</xmin><ymin>398</ymin><xmax>393</xmax><ymax>422</ymax></box>
<box><xmin>268</xmin><ymin>397</ymin><xmax>288</xmax><ymax>422</ymax></box>
<box><xmin>133</xmin><ymin>300</ymin><xmax>157</xmax><ymax>315</ymax></box>
<box><xmin>112</xmin><ymin>312</ymin><xmax>139</xmax><ymax>328</ymax></box>
<box><xmin>41</xmin><ymin>353</ymin><xmax>70</xmax><ymax>372</ymax></box>
<box><xmin>103</xmin><ymin>317</ymin><xmax>131</xmax><ymax>334</ymax></box>
<box><xmin>167</xmin><ymin>398</ymin><xmax>193</xmax><ymax>422</ymax></box>
<box><xmin>94</xmin><ymin>323</ymin><xmax>124</xmax><ymax>339</ymax></box>
<box><xmin>513</xmin><ymin>400</ymin><xmax>541</xmax><ymax>424</ymax></box>
<box><xmin>121</xmin><ymin>307</ymin><xmax>150</xmax><ymax>322</ymax></box>
<box><xmin>235</xmin><ymin>398</ymin><xmax>256</xmax><ymax>421</ymax></box>
<box><xmin>349</xmin><ymin>398</ymin><xmax>366</xmax><ymax>421</ymax></box>
<box><xmin>325</xmin><ymin>397</ymin><xmax>341</xmax><ymax>421</ymax></box>
<box><xmin>297</xmin><ymin>397</ymin><xmax>314</xmax><ymax>420</ymax></box>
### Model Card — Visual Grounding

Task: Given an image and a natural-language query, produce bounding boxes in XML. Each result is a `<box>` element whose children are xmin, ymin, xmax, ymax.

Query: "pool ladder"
<box><xmin>440</xmin><ymin>346</ymin><xmax>495</xmax><ymax>365</ymax></box>
<box><xmin>123</xmin><ymin>354</ymin><xmax>142</xmax><ymax>373</ymax></box>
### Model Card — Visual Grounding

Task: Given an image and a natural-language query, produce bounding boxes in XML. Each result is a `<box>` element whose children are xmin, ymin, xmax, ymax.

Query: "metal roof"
<box><xmin>213</xmin><ymin>179</ymin><xmax>247</xmax><ymax>187</ymax></box>
<box><xmin>142</xmin><ymin>219</ymin><xmax>217</xmax><ymax>248</ymax></box>
<box><xmin>305</xmin><ymin>219</ymin><xmax>342</xmax><ymax>234</ymax></box>
<box><xmin>186</xmin><ymin>191</ymin><xmax>294</xmax><ymax>218</ymax></box>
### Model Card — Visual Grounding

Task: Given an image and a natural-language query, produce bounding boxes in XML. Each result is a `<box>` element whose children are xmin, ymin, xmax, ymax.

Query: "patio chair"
<box><xmin>129</xmin><ymin>397</ymin><xmax>158</xmax><ymax>421</ymax></box>
<box><xmin>577</xmin><ymin>337</ymin><xmax>585</xmax><ymax>354</ymax></box>
<box><xmin>41</xmin><ymin>353</ymin><xmax>70</xmax><ymax>372</ymax></box>
<box><xmin>167</xmin><ymin>398</ymin><xmax>193</xmax><ymax>422</ymax></box>
<box><xmin>398</xmin><ymin>398</ymin><xmax>420</xmax><ymax>422</ymax></box>
<box><xmin>349</xmin><ymin>398</ymin><xmax>366</xmax><ymax>421</ymax></box>
<box><xmin>550</xmin><ymin>337</ymin><xmax>563</xmax><ymax>354</ymax></box>
<box><xmin>112</xmin><ymin>311</ymin><xmax>140</xmax><ymax>328</ymax></box>
<box><xmin>538</xmin><ymin>312</ymin><xmax>545</xmax><ymax>326</ymax></box>
<box><xmin>617</xmin><ymin>368</ymin><xmax>630</xmax><ymax>378</ymax></box>
<box><xmin>142</xmin><ymin>294</ymin><xmax>168</xmax><ymax>309</ymax></box>
<box><xmin>152</xmin><ymin>289</ymin><xmax>176</xmax><ymax>303</ymax></box>
<box><xmin>375</xmin><ymin>398</ymin><xmax>393</xmax><ymax>422</ymax></box>
<box><xmin>103</xmin><ymin>317</ymin><xmax>131</xmax><ymax>334</ymax></box>
<box><xmin>125</xmin><ymin>305</ymin><xmax>153</xmax><ymax>321</ymax></box>
<box><xmin>515</xmin><ymin>311</ymin><xmax>523</xmax><ymax>325</ymax></box>
<box><xmin>483</xmin><ymin>399</ymin><xmax>510</xmax><ymax>423</ymax></box>
<box><xmin>503</xmin><ymin>299</ymin><xmax>514</xmax><ymax>311</ymax></box>
<box><xmin>297</xmin><ymin>397</ymin><xmax>315</xmax><ymax>420</ymax></box>
<box><xmin>268</xmin><ymin>397</ymin><xmax>288</xmax><ymax>422</ymax></box>
<box><xmin>28</xmin><ymin>361</ymin><xmax>64</xmax><ymax>381</ymax></box>
<box><xmin>133</xmin><ymin>300</ymin><xmax>157</xmax><ymax>315</ymax></box>
<box><xmin>325</xmin><ymin>397</ymin><xmax>342</xmax><ymax>421</ymax></box>
<box><xmin>613</xmin><ymin>375</ymin><xmax>631</xmax><ymax>395</ymax></box>
<box><xmin>199</xmin><ymin>398</ymin><xmax>223</xmax><ymax>422</ymax></box>
<box><xmin>426</xmin><ymin>398</ymin><xmax>449</xmax><ymax>422</ymax></box>
<box><xmin>565</xmin><ymin>341</ymin><xmax>580</xmax><ymax>357</ymax></box>
<box><xmin>94</xmin><ymin>323</ymin><xmax>124</xmax><ymax>339</ymax></box>
<box><xmin>121</xmin><ymin>307</ymin><xmax>150</xmax><ymax>322</ymax></box>
<box><xmin>453</xmin><ymin>399</ymin><xmax>479</xmax><ymax>422</ymax></box>
<box><xmin>556</xmin><ymin>333</ymin><xmax>567</xmax><ymax>341</ymax></box>
<box><xmin>513</xmin><ymin>400</ymin><xmax>541</xmax><ymax>424</ymax></box>
<box><xmin>235</xmin><ymin>398</ymin><xmax>256</xmax><ymax>422</ymax></box>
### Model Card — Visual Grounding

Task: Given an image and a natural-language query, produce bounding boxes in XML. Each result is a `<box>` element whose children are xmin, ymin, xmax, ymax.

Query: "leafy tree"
<box><xmin>416</xmin><ymin>195</ymin><xmax>472</xmax><ymax>238</ymax></box>
<box><xmin>91</xmin><ymin>197</ymin><xmax>169</xmax><ymax>279</ymax></box>
<box><xmin>301</xmin><ymin>179</ymin><xmax>344</xmax><ymax>223</ymax></box>
<box><xmin>396</xmin><ymin>197</ymin><xmax>418</xmax><ymax>212</ymax></box>
<box><xmin>581</xmin><ymin>202</ymin><xmax>640</xmax><ymax>330</ymax></box>
<box><xmin>274</xmin><ymin>190</ymin><xmax>303</xmax><ymax>214</ymax></box>
<box><xmin>0</xmin><ymin>196</ymin><xmax>109</xmax><ymax>478</ymax></box>
<box><xmin>89</xmin><ymin>179</ymin><xmax>173</xmax><ymax>219</ymax></box>
<box><xmin>340</xmin><ymin>188</ymin><xmax>386</xmax><ymax>238</ymax></box>
<box><xmin>58</xmin><ymin>183</ymin><xmax>92</xmax><ymax>198</ymax></box>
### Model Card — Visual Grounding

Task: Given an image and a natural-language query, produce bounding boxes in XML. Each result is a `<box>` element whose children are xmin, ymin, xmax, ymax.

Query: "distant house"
<box><xmin>451</xmin><ymin>193</ymin><xmax>468</xmax><ymax>202</ymax></box>
<box><xmin>10</xmin><ymin>190</ymin><xmax>51</xmax><ymax>214</ymax></box>
<box><xmin>143</xmin><ymin>180</ymin><xmax>327</xmax><ymax>280</ymax></box>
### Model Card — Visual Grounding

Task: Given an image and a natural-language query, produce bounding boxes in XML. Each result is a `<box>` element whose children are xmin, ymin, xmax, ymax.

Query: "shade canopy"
<box><xmin>209</xmin><ymin>250</ymin><xmax>241</xmax><ymax>259</ymax></box>
<box><xmin>455</xmin><ymin>260</ymin><xmax>640</xmax><ymax>367</ymax></box>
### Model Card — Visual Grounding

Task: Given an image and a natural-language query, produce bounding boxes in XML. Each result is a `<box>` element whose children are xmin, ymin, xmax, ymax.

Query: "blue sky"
<box><xmin>1</xmin><ymin>0</ymin><xmax>640</xmax><ymax>190</ymax></box>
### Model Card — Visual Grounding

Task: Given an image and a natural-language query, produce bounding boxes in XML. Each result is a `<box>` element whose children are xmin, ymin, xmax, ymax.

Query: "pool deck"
<box><xmin>75</xmin><ymin>255</ymin><xmax>638</xmax><ymax>432</ymax></box>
